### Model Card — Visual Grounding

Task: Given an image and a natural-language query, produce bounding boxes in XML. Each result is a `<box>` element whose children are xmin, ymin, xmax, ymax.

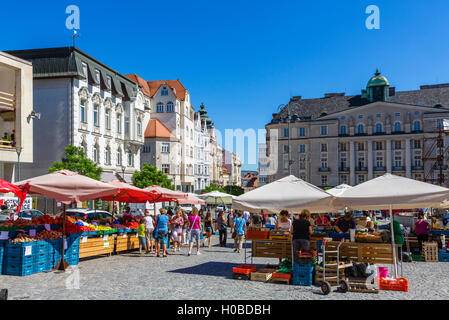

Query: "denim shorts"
<box><xmin>190</xmin><ymin>229</ymin><xmax>201</xmax><ymax>243</ymax></box>
<box><xmin>139</xmin><ymin>236</ymin><xmax>146</xmax><ymax>247</ymax></box>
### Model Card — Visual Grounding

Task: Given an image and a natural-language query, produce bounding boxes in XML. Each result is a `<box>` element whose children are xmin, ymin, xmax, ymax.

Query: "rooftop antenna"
<box><xmin>72</xmin><ymin>30</ymin><xmax>80</xmax><ymax>48</ymax></box>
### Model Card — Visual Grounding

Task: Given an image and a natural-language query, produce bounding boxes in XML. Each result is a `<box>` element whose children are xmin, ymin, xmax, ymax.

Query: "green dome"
<box><xmin>367</xmin><ymin>69</ymin><xmax>389</xmax><ymax>88</ymax></box>
<box><xmin>199</xmin><ymin>103</ymin><xmax>212</xmax><ymax>125</ymax></box>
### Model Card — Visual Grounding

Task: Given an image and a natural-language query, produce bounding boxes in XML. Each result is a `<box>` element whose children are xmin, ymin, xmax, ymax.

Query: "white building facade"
<box><xmin>194</xmin><ymin>104</ymin><xmax>211</xmax><ymax>192</ymax></box>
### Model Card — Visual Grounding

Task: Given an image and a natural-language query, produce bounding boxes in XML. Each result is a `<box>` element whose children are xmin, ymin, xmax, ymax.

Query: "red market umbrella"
<box><xmin>177</xmin><ymin>193</ymin><xmax>206</xmax><ymax>205</ymax></box>
<box><xmin>144</xmin><ymin>186</ymin><xmax>187</xmax><ymax>203</ymax></box>
<box><xmin>15</xmin><ymin>170</ymin><xmax>120</xmax><ymax>271</ymax></box>
<box><xmin>101</xmin><ymin>180</ymin><xmax>153</xmax><ymax>203</ymax></box>
<box><xmin>0</xmin><ymin>178</ymin><xmax>28</xmax><ymax>214</ymax></box>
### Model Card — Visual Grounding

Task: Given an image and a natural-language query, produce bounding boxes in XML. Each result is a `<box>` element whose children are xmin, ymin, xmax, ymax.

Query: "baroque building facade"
<box><xmin>266</xmin><ymin>70</ymin><xmax>449</xmax><ymax>187</ymax></box>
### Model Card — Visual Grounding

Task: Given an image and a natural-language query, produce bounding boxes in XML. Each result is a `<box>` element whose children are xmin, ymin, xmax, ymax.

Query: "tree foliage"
<box><xmin>201</xmin><ymin>183</ymin><xmax>225</xmax><ymax>194</ymax></box>
<box><xmin>224</xmin><ymin>185</ymin><xmax>245</xmax><ymax>196</ymax></box>
<box><xmin>49</xmin><ymin>144</ymin><xmax>103</xmax><ymax>180</ymax></box>
<box><xmin>132</xmin><ymin>164</ymin><xmax>174</xmax><ymax>189</ymax></box>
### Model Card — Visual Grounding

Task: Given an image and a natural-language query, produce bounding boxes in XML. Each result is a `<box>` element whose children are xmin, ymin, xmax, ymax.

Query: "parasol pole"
<box><xmin>389</xmin><ymin>204</ymin><xmax>398</xmax><ymax>278</ymax></box>
<box><xmin>56</xmin><ymin>203</ymin><xmax>69</xmax><ymax>271</ymax></box>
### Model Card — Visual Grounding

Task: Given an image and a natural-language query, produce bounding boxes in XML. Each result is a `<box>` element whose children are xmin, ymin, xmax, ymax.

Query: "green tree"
<box><xmin>223</xmin><ymin>185</ymin><xmax>244</xmax><ymax>196</ymax></box>
<box><xmin>132</xmin><ymin>164</ymin><xmax>174</xmax><ymax>189</ymax></box>
<box><xmin>49</xmin><ymin>144</ymin><xmax>103</xmax><ymax>180</ymax></box>
<box><xmin>201</xmin><ymin>183</ymin><xmax>225</xmax><ymax>194</ymax></box>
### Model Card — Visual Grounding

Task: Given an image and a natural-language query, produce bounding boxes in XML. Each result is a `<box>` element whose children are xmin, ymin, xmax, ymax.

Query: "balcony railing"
<box><xmin>339</xmin><ymin>167</ymin><xmax>350</xmax><ymax>172</ymax></box>
<box><xmin>392</xmin><ymin>166</ymin><xmax>405</xmax><ymax>171</ymax></box>
<box><xmin>412</xmin><ymin>166</ymin><xmax>424</xmax><ymax>171</ymax></box>
<box><xmin>374</xmin><ymin>166</ymin><xmax>386</xmax><ymax>172</ymax></box>
<box><xmin>434</xmin><ymin>165</ymin><xmax>449</xmax><ymax>170</ymax></box>
<box><xmin>318</xmin><ymin>167</ymin><xmax>331</xmax><ymax>172</ymax></box>
<box><xmin>356</xmin><ymin>167</ymin><xmax>368</xmax><ymax>172</ymax></box>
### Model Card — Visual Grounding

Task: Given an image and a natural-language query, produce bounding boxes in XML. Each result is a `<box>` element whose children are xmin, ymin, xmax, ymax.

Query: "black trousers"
<box><xmin>417</xmin><ymin>234</ymin><xmax>429</xmax><ymax>253</ymax></box>
<box><xmin>219</xmin><ymin>228</ymin><xmax>227</xmax><ymax>246</ymax></box>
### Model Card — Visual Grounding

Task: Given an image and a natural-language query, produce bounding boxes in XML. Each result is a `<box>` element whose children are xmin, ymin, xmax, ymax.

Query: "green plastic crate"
<box><xmin>411</xmin><ymin>254</ymin><xmax>423</xmax><ymax>261</ymax></box>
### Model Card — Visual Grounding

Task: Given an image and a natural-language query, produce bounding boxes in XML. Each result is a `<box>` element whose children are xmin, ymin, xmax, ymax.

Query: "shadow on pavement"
<box><xmin>167</xmin><ymin>261</ymin><xmax>264</xmax><ymax>278</ymax></box>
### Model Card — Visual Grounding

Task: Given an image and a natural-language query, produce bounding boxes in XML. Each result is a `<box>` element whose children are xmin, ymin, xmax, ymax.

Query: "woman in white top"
<box><xmin>275</xmin><ymin>210</ymin><xmax>292</xmax><ymax>233</ymax></box>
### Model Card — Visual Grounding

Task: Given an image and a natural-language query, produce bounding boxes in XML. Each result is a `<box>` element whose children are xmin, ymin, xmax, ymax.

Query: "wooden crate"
<box><xmin>270</xmin><ymin>277</ymin><xmax>291</xmax><ymax>285</ymax></box>
<box><xmin>423</xmin><ymin>241</ymin><xmax>439</xmax><ymax>262</ymax></box>
<box><xmin>251</xmin><ymin>272</ymin><xmax>273</xmax><ymax>282</ymax></box>
<box><xmin>348</xmin><ymin>278</ymin><xmax>379</xmax><ymax>293</ymax></box>
<box><xmin>79</xmin><ymin>235</ymin><xmax>114</xmax><ymax>259</ymax></box>
<box><xmin>252</xmin><ymin>240</ymin><xmax>292</xmax><ymax>259</ymax></box>
<box><xmin>115</xmin><ymin>233</ymin><xmax>140</xmax><ymax>253</ymax></box>
<box><xmin>323</xmin><ymin>241</ymin><xmax>401</xmax><ymax>264</ymax></box>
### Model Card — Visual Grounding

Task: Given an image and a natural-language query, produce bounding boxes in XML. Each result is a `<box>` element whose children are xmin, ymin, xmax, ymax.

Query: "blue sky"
<box><xmin>2</xmin><ymin>0</ymin><xmax>449</xmax><ymax>171</ymax></box>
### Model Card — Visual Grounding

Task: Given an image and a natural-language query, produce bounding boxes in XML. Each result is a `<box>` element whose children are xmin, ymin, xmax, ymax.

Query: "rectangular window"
<box><xmin>105</xmin><ymin>109</ymin><xmax>110</xmax><ymax>130</ymax></box>
<box><xmin>414</xmin><ymin>156</ymin><xmax>422</xmax><ymax>167</ymax></box>
<box><xmin>105</xmin><ymin>149</ymin><xmax>111</xmax><ymax>165</ymax></box>
<box><xmin>95</xmin><ymin>69</ymin><xmax>100</xmax><ymax>83</ymax></box>
<box><xmin>283</xmin><ymin>145</ymin><xmax>289</xmax><ymax>153</ymax></box>
<box><xmin>80</xmin><ymin>101</ymin><xmax>86</xmax><ymax>123</ymax></box>
<box><xmin>299</xmin><ymin>128</ymin><xmax>306</xmax><ymax>137</ymax></box>
<box><xmin>358</xmin><ymin>142</ymin><xmax>365</xmax><ymax>151</ymax></box>
<box><xmin>162</xmin><ymin>164</ymin><xmax>170</xmax><ymax>174</ymax></box>
<box><xmin>321</xmin><ymin>158</ymin><xmax>328</xmax><ymax>168</ymax></box>
<box><xmin>358</xmin><ymin>157</ymin><xmax>365</xmax><ymax>168</ymax></box>
<box><xmin>117</xmin><ymin>151</ymin><xmax>122</xmax><ymax>166</ymax></box>
<box><xmin>394</xmin><ymin>141</ymin><xmax>402</xmax><ymax>149</ymax></box>
<box><xmin>375</xmin><ymin>142</ymin><xmax>383</xmax><ymax>150</ymax></box>
<box><xmin>106</xmin><ymin>76</ymin><xmax>112</xmax><ymax>88</ymax></box>
<box><xmin>161</xmin><ymin>88</ymin><xmax>169</xmax><ymax>96</ymax></box>
<box><xmin>82</xmin><ymin>62</ymin><xmax>88</xmax><ymax>78</ymax></box>
<box><xmin>284</xmin><ymin>128</ymin><xmax>289</xmax><ymax>137</ymax></box>
<box><xmin>395</xmin><ymin>156</ymin><xmax>402</xmax><ymax>167</ymax></box>
<box><xmin>321</xmin><ymin>126</ymin><xmax>328</xmax><ymax>135</ymax></box>
<box><xmin>395</xmin><ymin>113</ymin><xmax>401</xmax><ymax>117</ymax></box>
<box><xmin>117</xmin><ymin>114</ymin><xmax>122</xmax><ymax>133</ymax></box>
<box><xmin>321</xmin><ymin>144</ymin><xmax>327</xmax><ymax>152</ymax></box>
<box><xmin>340</xmin><ymin>175</ymin><xmax>348</xmax><ymax>184</ymax></box>
<box><xmin>161</xmin><ymin>143</ymin><xmax>170</xmax><ymax>153</ymax></box>
<box><xmin>376</xmin><ymin>157</ymin><xmax>383</xmax><ymax>167</ymax></box>
<box><xmin>358</xmin><ymin>175</ymin><xmax>365</xmax><ymax>184</ymax></box>
<box><xmin>413</xmin><ymin>140</ymin><xmax>421</xmax><ymax>149</ymax></box>
<box><xmin>299</xmin><ymin>145</ymin><xmax>306</xmax><ymax>153</ymax></box>
<box><xmin>321</xmin><ymin>175</ymin><xmax>328</xmax><ymax>186</ymax></box>
<box><xmin>93</xmin><ymin>105</ymin><xmax>99</xmax><ymax>127</ymax></box>
<box><xmin>339</xmin><ymin>143</ymin><xmax>347</xmax><ymax>152</ymax></box>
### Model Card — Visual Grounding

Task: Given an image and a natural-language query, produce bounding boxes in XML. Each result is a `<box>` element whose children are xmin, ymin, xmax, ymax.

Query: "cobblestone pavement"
<box><xmin>1</xmin><ymin>232</ymin><xmax>449</xmax><ymax>300</ymax></box>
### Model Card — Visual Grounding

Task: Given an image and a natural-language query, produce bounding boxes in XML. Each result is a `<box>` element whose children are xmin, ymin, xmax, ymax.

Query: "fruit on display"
<box><xmin>124</xmin><ymin>222</ymin><xmax>139</xmax><ymax>229</ymax></box>
<box><xmin>32</xmin><ymin>215</ymin><xmax>60</xmax><ymax>225</ymax></box>
<box><xmin>9</xmin><ymin>233</ymin><xmax>37</xmax><ymax>243</ymax></box>
<box><xmin>35</xmin><ymin>230</ymin><xmax>63</xmax><ymax>240</ymax></box>
<box><xmin>58</xmin><ymin>223</ymin><xmax>95</xmax><ymax>234</ymax></box>
<box><xmin>113</xmin><ymin>224</ymin><xmax>127</xmax><ymax>230</ymax></box>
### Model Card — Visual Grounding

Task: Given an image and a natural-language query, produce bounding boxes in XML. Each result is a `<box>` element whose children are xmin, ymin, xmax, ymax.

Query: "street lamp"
<box><xmin>277</xmin><ymin>104</ymin><xmax>293</xmax><ymax>175</ymax></box>
<box><xmin>15</xmin><ymin>146</ymin><xmax>22</xmax><ymax>182</ymax></box>
<box><xmin>121</xmin><ymin>165</ymin><xmax>126</xmax><ymax>182</ymax></box>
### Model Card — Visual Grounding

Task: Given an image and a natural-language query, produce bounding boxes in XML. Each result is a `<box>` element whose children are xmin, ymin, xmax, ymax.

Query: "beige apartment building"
<box><xmin>267</xmin><ymin>71</ymin><xmax>449</xmax><ymax>188</ymax></box>
<box><xmin>0</xmin><ymin>51</ymin><xmax>33</xmax><ymax>182</ymax></box>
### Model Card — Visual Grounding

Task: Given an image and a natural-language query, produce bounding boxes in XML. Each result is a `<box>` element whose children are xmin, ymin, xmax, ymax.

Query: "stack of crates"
<box><xmin>54</xmin><ymin>235</ymin><xmax>80</xmax><ymax>266</ymax></box>
<box><xmin>292</xmin><ymin>263</ymin><xmax>314</xmax><ymax>286</ymax></box>
<box><xmin>33</xmin><ymin>240</ymin><xmax>52</xmax><ymax>273</ymax></box>
<box><xmin>47</xmin><ymin>238</ymin><xmax>62</xmax><ymax>269</ymax></box>
<box><xmin>0</xmin><ymin>240</ymin><xmax>5</xmax><ymax>275</ymax></box>
<box><xmin>4</xmin><ymin>242</ymin><xmax>36</xmax><ymax>276</ymax></box>
<box><xmin>439</xmin><ymin>249</ymin><xmax>449</xmax><ymax>262</ymax></box>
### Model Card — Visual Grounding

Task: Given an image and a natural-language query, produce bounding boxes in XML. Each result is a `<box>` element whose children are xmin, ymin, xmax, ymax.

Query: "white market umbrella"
<box><xmin>232</xmin><ymin>175</ymin><xmax>334</xmax><ymax>214</ymax></box>
<box><xmin>326</xmin><ymin>184</ymin><xmax>353</xmax><ymax>197</ymax></box>
<box><xmin>198</xmin><ymin>191</ymin><xmax>234</xmax><ymax>205</ymax></box>
<box><xmin>333</xmin><ymin>173</ymin><xmax>449</xmax><ymax>277</ymax></box>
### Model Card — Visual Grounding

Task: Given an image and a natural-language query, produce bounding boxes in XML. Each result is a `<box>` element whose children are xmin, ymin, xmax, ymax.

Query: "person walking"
<box><xmin>182</xmin><ymin>211</ymin><xmax>190</xmax><ymax>246</ymax></box>
<box><xmin>143</xmin><ymin>210</ymin><xmax>154</xmax><ymax>254</ymax></box>
<box><xmin>204</xmin><ymin>210</ymin><xmax>215</xmax><ymax>248</ymax></box>
<box><xmin>171</xmin><ymin>209</ymin><xmax>184</xmax><ymax>252</ymax></box>
<box><xmin>291</xmin><ymin>211</ymin><xmax>313</xmax><ymax>257</ymax></box>
<box><xmin>243</xmin><ymin>211</ymin><xmax>251</xmax><ymax>228</ymax></box>
<box><xmin>138</xmin><ymin>217</ymin><xmax>147</xmax><ymax>255</ymax></box>
<box><xmin>188</xmin><ymin>207</ymin><xmax>202</xmax><ymax>256</ymax></box>
<box><xmin>217</xmin><ymin>210</ymin><xmax>227</xmax><ymax>247</ymax></box>
<box><xmin>154</xmin><ymin>208</ymin><xmax>169</xmax><ymax>257</ymax></box>
<box><xmin>233</xmin><ymin>211</ymin><xmax>246</xmax><ymax>253</ymax></box>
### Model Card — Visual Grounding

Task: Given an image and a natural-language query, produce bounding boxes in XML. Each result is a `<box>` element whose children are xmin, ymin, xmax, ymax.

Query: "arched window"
<box><xmin>157</xmin><ymin>102</ymin><xmax>164</xmax><ymax>113</ymax></box>
<box><xmin>127</xmin><ymin>149</ymin><xmax>133</xmax><ymax>167</ymax></box>
<box><xmin>394</xmin><ymin>122</ymin><xmax>401</xmax><ymax>132</ymax></box>
<box><xmin>93</xmin><ymin>144</ymin><xmax>99</xmax><ymax>163</ymax></box>
<box><xmin>357</xmin><ymin>124</ymin><xmax>364</xmax><ymax>134</ymax></box>
<box><xmin>105</xmin><ymin>109</ymin><xmax>111</xmax><ymax>130</ymax></box>
<box><xmin>166</xmin><ymin>102</ymin><xmax>174</xmax><ymax>112</ymax></box>
<box><xmin>80</xmin><ymin>100</ymin><xmax>87</xmax><ymax>123</ymax></box>
<box><xmin>376</xmin><ymin>123</ymin><xmax>383</xmax><ymax>133</ymax></box>
<box><xmin>413</xmin><ymin>121</ymin><xmax>421</xmax><ymax>132</ymax></box>
<box><xmin>117</xmin><ymin>148</ymin><xmax>122</xmax><ymax>166</ymax></box>
<box><xmin>105</xmin><ymin>146</ymin><xmax>111</xmax><ymax>165</ymax></box>
<box><xmin>81</xmin><ymin>141</ymin><xmax>87</xmax><ymax>155</ymax></box>
<box><xmin>340</xmin><ymin>125</ymin><xmax>347</xmax><ymax>135</ymax></box>
<box><xmin>116</xmin><ymin>113</ymin><xmax>122</xmax><ymax>133</ymax></box>
<box><xmin>93</xmin><ymin>104</ymin><xmax>99</xmax><ymax>127</ymax></box>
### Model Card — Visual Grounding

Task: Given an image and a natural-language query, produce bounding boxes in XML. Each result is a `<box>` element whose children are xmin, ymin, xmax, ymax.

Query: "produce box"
<box><xmin>411</xmin><ymin>253</ymin><xmax>423</xmax><ymax>261</ymax></box>
<box><xmin>292</xmin><ymin>272</ymin><xmax>313</xmax><ymax>286</ymax></box>
<box><xmin>5</xmin><ymin>263</ymin><xmax>34</xmax><ymax>276</ymax></box>
<box><xmin>330</xmin><ymin>232</ymin><xmax>350</xmax><ymax>240</ymax></box>
<box><xmin>245</xmin><ymin>230</ymin><xmax>270</xmax><ymax>240</ymax></box>
<box><xmin>250</xmin><ymin>271</ymin><xmax>273</xmax><ymax>282</ymax></box>
<box><xmin>378</xmin><ymin>277</ymin><xmax>408</xmax><ymax>292</ymax></box>
<box><xmin>78</xmin><ymin>235</ymin><xmax>114</xmax><ymax>259</ymax></box>
<box><xmin>0</xmin><ymin>242</ymin><xmax>4</xmax><ymax>275</ymax></box>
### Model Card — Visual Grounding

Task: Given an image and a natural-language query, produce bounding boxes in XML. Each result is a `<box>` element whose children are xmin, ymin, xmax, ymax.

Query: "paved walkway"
<box><xmin>1</xmin><ymin>232</ymin><xmax>449</xmax><ymax>300</ymax></box>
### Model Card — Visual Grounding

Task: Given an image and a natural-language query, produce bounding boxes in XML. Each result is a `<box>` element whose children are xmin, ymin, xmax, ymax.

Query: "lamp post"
<box><xmin>121</xmin><ymin>165</ymin><xmax>126</xmax><ymax>182</ymax></box>
<box><xmin>15</xmin><ymin>146</ymin><xmax>22</xmax><ymax>182</ymax></box>
<box><xmin>278</xmin><ymin>104</ymin><xmax>293</xmax><ymax>175</ymax></box>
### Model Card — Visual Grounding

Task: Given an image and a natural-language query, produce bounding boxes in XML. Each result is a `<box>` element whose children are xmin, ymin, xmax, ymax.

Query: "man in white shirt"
<box><xmin>243</xmin><ymin>211</ymin><xmax>250</xmax><ymax>227</ymax></box>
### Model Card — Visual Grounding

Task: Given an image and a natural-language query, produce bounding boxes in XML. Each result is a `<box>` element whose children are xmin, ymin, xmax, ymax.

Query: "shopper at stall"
<box><xmin>267</xmin><ymin>214</ymin><xmax>276</xmax><ymax>226</ymax></box>
<box><xmin>233</xmin><ymin>211</ymin><xmax>246</xmax><ymax>253</ymax></box>
<box><xmin>243</xmin><ymin>211</ymin><xmax>251</xmax><ymax>227</ymax></box>
<box><xmin>291</xmin><ymin>210</ymin><xmax>314</xmax><ymax>255</ymax></box>
<box><xmin>143</xmin><ymin>210</ymin><xmax>154</xmax><ymax>254</ymax></box>
<box><xmin>335</xmin><ymin>212</ymin><xmax>356</xmax><ymax>234</ymax></box>
<box><xmin>154</xmin><ymin>208</ymin><xmax>169</xmax><ymax>257</ymax></box>
<box><xmin>431</xmin><ymin>217</ymin><xmax>441</xmax><ymax>230</ymax></box>
<box><xmin>171</xmin><ymin>210</ymin><xmax>184</xmax><ymax>252</ymax></box>
<box><xmin>315</xmin><ymin>212</ymin><xmax>331</xmax><ymax>226</ymax></box>
<box><xmin>252</xmin><ymin>211</ymin><xmax>263</xmax><ymax>227</ymax></box>
<box><xmin>138</xmin><ymin>217</ymin><xmax>147</xmax><ymax>255</ymax></box>
<box><xmin>217</xmin><ymin>210</ymin><xmax>227</xmax><ymax>247</ymax></box>
<box><xmin>188</xmin><ymin>207</ymin><xmax>202</xmax><ymax>256</ymax></box>
<box><xmin>275</xmin><ymin>210</ymin><xmax>292</xmax><ymax>234</ymax></box>
<box><xmin>413</xmin><ymin>213</ymin><xmax>430</xmax><ymax>253</ymax></box>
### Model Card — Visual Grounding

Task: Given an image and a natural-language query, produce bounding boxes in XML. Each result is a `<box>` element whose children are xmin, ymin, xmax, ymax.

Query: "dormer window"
<box><xmin>161</xmin><ymin>87</ymin><xmax>169</xmax><ymax>96</ymax></box>
<box><xmin>95</xmin><ymin>69</ymin><xmax>100</xmax><ymax>83</ymax></box>
<box><xmin>82</xmin><ymin>62</ymin><xmax>88</xmax><ymax>79</ymax></box>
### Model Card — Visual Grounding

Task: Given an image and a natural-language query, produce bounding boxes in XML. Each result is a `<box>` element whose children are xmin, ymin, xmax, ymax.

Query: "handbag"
<box><xmin>187</xmin><ymin>215</ymin><xmax>199</xmax><ymax>239</ymax></box>
<box><xmin>232</xmin><ymin>218</ymin><xmax>243</xmax><ymax>239</ymax></box>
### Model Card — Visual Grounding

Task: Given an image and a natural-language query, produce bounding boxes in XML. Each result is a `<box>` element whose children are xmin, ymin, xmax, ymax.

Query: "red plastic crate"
<box><xmin>298</xmin><ymin>249</ymin><xmax>317</xmax><ymax>258</ymax></box>
<box><xmin>245</xmin><ymin>231</ymin><xmax>270</xmax><ymax>240</ymax></box>
<box><xmin>273</xmin><ymin>272</ymin><xmax>292</xmax><ymax>280</ymax></box>
<box><xmin>233</xmin><ymin>265</ymin><xmax>257</xmax><ymax>274</ymax></box>
<box><xmin>378</xmin><ymin>277</ymin><xmax>408</xmax><ymax>292</ymax></box>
